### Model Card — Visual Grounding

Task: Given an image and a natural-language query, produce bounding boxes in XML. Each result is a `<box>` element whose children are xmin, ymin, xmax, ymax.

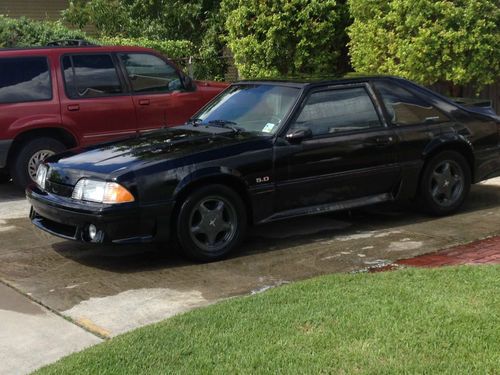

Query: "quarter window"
<box><xmin>0</xmin><ymin>57</ymin><xmax>51</xmax><ymax>104</ymax></box>
<box><xmin>119</xmin><ymin>53</ymin><xmax>181</xmax><ymax>93</ymax></box>
<box><xmin>62</xmin><ymin>54</ymin><xmax>123</xmax><ymax>98</ymax></box>
<box><xmin>291</xmin><ymin>87</ymin><xmax>382</xmax><ymax>136</ymax></box>
<box><xmin>375</xmin><ymin>81</ymin><xmax>448</xmax><ymax>125</ymax></box>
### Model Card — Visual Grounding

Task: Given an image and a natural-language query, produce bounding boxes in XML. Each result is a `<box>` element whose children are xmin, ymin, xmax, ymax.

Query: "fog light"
<box><xmin>88</xmin><ymin>224</ymin><xmax>97</xmax><ymax>240</ymax></box>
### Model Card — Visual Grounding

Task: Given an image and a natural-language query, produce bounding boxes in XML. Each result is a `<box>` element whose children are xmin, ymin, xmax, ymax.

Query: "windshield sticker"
<box><xmin>262</xmin><ymin>123</ymin><xmax>275</xmax><ymax>133</ymax></box>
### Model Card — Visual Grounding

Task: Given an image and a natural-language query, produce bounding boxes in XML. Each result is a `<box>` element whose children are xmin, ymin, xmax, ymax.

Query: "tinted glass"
<box><xmin>375</xmin><ymin>81</ymin><xmax>448</xmax><ymax>125</ymax></box>
<box><xmin>0</xmin><ymin>57</ymin><xmax>51</xmax><ymax>104</ymax></box>
<box><xmin>119</xmin><ymin>53</ymin><xmax>181</xmax><ymax>93</ymax></box>
<box><xmin>291</xmin><ymin>87</ymin><xmax>381</xmax><ymax>136</ymax></box>
<box><xmin>62</xmin><ymin>54</ymin><xmax>122</xmax><ymax>98</ymax></box>
<box><xmin>196</xmin><ymin>84</ymin><xmax>300</xmax><ymax>134</ymax></box>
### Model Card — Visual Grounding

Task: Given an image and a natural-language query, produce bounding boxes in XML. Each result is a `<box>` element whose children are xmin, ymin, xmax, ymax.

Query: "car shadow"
<box><xmin>49</xmin><ymin>181</ymin><xmax>500</xmax><ymax>273</ymax></box>
<box><xmin>0</xmin><ymin>182</ymin><xmax>25</xmax><ymax>202</ymax></box>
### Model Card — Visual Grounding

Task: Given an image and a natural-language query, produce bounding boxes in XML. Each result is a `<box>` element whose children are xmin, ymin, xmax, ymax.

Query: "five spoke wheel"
<box><xmin>176</xmin><ymin>184</ymin><xmax>247</xmax><ymax>261</ymax></box>
<box><xmin>429</xmin><ymin>160</ymin><xmax>464</xmax><ymax>207</ymax></box>
<box><xmin>419</xmin><ymin>151</ymin><xmax>470</xmax><ymax>216</ymax></box>
<box><xmin>189</xmin><ymin>197</ymin><xmax>237</xmax><ymax>251</ymax></box>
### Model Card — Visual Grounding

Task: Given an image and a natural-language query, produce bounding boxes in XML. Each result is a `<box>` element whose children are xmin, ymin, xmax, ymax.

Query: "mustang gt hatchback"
<box><xmin>27</xmin><ymin>77</ymin><xmax>500</xmax><ymax>261</ymax></box>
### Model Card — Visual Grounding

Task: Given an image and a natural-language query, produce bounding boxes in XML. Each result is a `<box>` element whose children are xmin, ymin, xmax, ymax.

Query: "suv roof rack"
<box><xmin>46</xmin><ymin>39</ymin><xmax>99</xmax><ymax>47</ymax></box>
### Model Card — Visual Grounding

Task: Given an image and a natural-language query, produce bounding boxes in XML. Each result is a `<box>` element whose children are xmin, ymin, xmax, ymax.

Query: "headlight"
<box><xmin>72</xmin><ymin>179</ymin><xmax>135</xmax><ymax>204</ymax></box>
<box><xmin>35</xmin><ymin>164</ymin><xmax>48</xmax><ymax>189</ymax></box>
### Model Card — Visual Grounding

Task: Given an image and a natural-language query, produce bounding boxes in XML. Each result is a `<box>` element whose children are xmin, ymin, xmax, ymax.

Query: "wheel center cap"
<box><xmin>209</xmin><ymin>218</ymin><xmax>217</xmax><ymax>227</ymax></box>
<box><xmin>444</xmin><ymin>180</ymin><xmax>450</xmax><ymax>187</ymax></box>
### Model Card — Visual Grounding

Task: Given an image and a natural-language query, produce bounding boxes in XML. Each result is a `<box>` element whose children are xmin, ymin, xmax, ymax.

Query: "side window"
<box><xmin>0</xmin><ymin>57</ymin><xmax>51</xmax><ymax>104</ymax></box>
<box><xmin>375</xmin><ymin>81</ymin><xmax>449</xmax><ymax>126</ymax></box>
<box><xmin>292</xmin><ymin>87</ymin><xmax>382</xmax><ymax>136</ymax></box>
<box><xmin>118</xmin><ymin>53</ymin><xmax>181</xmax><ymax>93</ymax></box>
<box><xmin>62</xmin><ymin>54</ymin><xmax>123</xmax><ymax>98</ymax></box>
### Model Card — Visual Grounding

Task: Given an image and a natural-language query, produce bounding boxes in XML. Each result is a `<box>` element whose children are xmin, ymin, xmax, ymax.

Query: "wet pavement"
<box><xmin>1</xmin><ymin>179</ymin><xmax>500</xmax><ymax>340</ymax></box>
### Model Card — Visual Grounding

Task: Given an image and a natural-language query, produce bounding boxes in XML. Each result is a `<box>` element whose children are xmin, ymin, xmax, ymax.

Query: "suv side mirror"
<box><xmin>182</xmin><ymin>75</ymin><xmax>196</xmax><ymax>91</ymax></box>
<box><xmin>285</xmin><ymin>127</ymin><xmax>312</xmax><ymax>143</ymax></box>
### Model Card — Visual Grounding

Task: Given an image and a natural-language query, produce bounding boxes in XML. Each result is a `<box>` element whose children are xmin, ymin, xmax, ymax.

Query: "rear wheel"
<box><xmin>419</xmin><ymin>151</ymin><xmax>471</xmax><ymax>216</ymax></box>
<box><xmin>10</xmin><ymin>137</ymin><xmax>65</xmax><ymax>189</ymax></box>
<box><xmin>176</xmin><ymin>184</ymin><xmax>247</xmax><ymax>262</ymax></box>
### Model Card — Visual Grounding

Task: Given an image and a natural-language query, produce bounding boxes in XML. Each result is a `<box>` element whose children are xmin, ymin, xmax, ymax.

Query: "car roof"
<box><xmin>0</xmin><ymin>45</ymin><xmax>158</xmax><ymax>56</ymax></box>
<box><xmin>234</xmin><ymin>76</ymin><xmax>404</xmax><ymax>89</ymax></box>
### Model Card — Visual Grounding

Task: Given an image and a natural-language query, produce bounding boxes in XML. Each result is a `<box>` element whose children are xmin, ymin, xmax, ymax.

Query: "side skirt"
<box><xmin>259</xmin><ymin>193</ymin><xmax>393</xmax><ymax>224</ymax></box>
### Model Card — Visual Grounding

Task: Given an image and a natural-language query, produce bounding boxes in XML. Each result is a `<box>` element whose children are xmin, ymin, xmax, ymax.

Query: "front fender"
<box><xmin>173</xmin><ymin>166</ymin><xmax>246</xmax><ymax>198</ymax></box>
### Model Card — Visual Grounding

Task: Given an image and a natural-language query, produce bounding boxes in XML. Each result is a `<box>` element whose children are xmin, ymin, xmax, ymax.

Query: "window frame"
<box><xmin>116</xmin><ymin>52</ymin><xmax>185</xmax><ymax>96</ymax></box>
<box><xmin>372</xmin><ymin>79</ymin><xmax>451</xmax><ymax>127</ymax></box>
<box><xmin>60</xmin><ymin>52</ymin><xmax>129</xmax><ymax>100</ymax></box>
<box><xmin>285</xmin><ymin>83</ymin><xmax>387</xmax><ymax>140</ymax></box>
<box><xmin>0</xmin><ymin>56</ymin><xmax>53</xmax><ymax>105</ymax></box>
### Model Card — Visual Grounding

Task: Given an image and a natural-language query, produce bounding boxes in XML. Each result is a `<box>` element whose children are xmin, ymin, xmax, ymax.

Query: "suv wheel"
<box><xmin>419</xmin><ymin>151</ymin><xmax>471</xmax><ymax>216</ymax></box>
<box><xmin>10</xmin><ymin>137</ymin><xmax>65</xmax><ymax>189</ymax></box>
<box><xmin>176</xmin><ymin>184</ymin><xmax>247</xmax><ymax>262</ymax></box>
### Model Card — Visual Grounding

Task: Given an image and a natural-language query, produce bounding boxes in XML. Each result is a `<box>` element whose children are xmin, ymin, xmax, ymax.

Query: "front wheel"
<box><xmin>418</xmin><ymin>151</ymin><xmax>471</xmax><ymax>216</ymax></box>
<box><xmin>176</xmin><ymin>184</ymin><xmax>247</xmax><ymax>262</ymax></box>
<box><xmin>10</xmin><ymin>137</ymin><xmax>65</xmax><ymax>189</ymax></box>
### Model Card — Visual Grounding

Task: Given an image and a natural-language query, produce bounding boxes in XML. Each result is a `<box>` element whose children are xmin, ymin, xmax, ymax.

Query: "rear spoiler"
<box><xmin>453</xmin><ymin>98</ymin><xmax>498</xmax><ymax>116</ymax></box>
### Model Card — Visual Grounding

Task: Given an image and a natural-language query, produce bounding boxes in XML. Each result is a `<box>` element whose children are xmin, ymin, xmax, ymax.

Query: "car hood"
<box><xmin>46</xmin><ymin>126</ymin><xmax>265</xmax><ymax>185</ymax></box>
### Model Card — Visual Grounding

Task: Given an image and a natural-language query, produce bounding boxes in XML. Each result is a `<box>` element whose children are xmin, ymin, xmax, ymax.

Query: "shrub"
<box><xmin>348</xmin><ymin>0</ymin><xmax>500</xmax><ymax>87</ymax></box>
<box><xmin>99</xmin><ymin>36</ymin><xmax>196</xmax><ymax>68</ymax></box>
<box><xmin>221</xmin><ymin>0</ymin><xmax>350</xmax><ymax>79</ymax></box>
<box><xmin>0</xmin><ymin>15</ymin><xmax>88</xmax><ymax>48</ymax></box>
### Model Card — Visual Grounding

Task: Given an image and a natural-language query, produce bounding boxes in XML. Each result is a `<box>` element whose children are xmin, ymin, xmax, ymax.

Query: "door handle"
<box><xmin>138</xmin><ymin>99</ymin><xmax>150</xmax><ymax>105</ymax></box>
<box><xmin>375</xmin><ymin>136</ymin><xmax>394</xmax><ymax>145</ymax></box>
<box><xmin>67</xmin><ymin>104</ymin><xmax>80</xmax><ymax>111</ymax></box>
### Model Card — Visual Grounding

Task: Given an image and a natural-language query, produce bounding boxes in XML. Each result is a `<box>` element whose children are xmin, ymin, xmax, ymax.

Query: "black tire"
<box><xmin>9</xmin><ymin>137</ymin><xmax>65</xmax><ymax>189</ymax></box>
<box><xmin>176</xmin><ymin>184</ymin><xmax>247</xmax><ymax>262</ymax></box>
<box><xmin>418</xmin><ymin>151</ymin><xmax>471</xmax><ymax>216</ymax></box>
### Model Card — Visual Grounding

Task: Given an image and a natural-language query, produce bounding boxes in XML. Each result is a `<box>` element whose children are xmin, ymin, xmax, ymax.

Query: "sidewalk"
<box><xmin>397</xmin><ymin>236</ymin><xmax>500</xmax><ymax>267</ymax></box>
<box><xmin>0</xmin><ymin>283</ymin><xmax>101</xmax><ymax>375</ymax></box>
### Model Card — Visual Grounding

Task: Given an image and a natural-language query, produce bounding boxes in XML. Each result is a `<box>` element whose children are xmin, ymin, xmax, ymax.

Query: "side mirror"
<box><xmin>285</xmin><ymin>127</ymin><xmax>312</xmax><ymax>143</ymax></box>
<box><xmin>182</xmin><ymin>75</ymin><xmax>196</xmax><ymax>91</ymax></box>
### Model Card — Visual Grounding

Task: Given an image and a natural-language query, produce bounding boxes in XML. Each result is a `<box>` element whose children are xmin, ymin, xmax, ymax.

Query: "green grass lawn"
<box><xmin>37</xmin><ymin>266</ymin><xmax>499</xmax><ymax>374</ymax></box>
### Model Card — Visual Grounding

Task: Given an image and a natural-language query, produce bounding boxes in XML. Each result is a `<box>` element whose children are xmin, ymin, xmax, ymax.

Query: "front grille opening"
<box><xmin>45</xmin><ymin>180</ymin><xmax>74</xmax><ymax>197</ymax></box>
<box><xmin>37</xmin><ymin>216</ymin><xmax>77</xmax><ymax>239</ymax></box>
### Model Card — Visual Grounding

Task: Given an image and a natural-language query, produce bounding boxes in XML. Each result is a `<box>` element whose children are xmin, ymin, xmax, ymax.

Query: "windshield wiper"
<box><xmin>207</xmin><ymin>119</ymin><xmax>242</xmax><ymax>133</ymax></box>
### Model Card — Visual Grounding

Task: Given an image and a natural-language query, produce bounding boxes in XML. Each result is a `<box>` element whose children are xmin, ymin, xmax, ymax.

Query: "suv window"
<box><xmin>375</xmin><ymin>81</ymin><xmax>449</xmax><ymax>125</ymax></box>
<box><xmin>291</xmin><ymin>87</ymin><xmax>382</xmax><ymax>136</ymax></box>
<box><xmin>118</xmin><ymin>53</ymin><xmax>181</xmax><ymax>93</ymax></box>
<box><xmin>62</xmin><ymin>54</ymin><xmax>123</xmax><ymax>98</ymax></box>
<box><xmin>0</xmin><ymin>57</ymin><xmax>51</xmax><ymax>104</ymax></box>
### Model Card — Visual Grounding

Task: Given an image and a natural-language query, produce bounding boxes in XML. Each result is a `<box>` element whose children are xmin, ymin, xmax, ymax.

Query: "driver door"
<box><xmin>274</xmin><ymin>84</ymin><xmax>400</xmax><ymax>212</ymax></box>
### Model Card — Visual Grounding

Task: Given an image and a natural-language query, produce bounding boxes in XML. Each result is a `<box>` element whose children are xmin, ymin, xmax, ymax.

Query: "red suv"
<box><xmin>0</xmin><ymin>42</ymin><xmax>227</xmax><ymax>187</ymax></box>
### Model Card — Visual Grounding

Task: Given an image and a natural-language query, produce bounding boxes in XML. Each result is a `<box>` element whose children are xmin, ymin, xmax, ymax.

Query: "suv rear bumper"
<box><xmin>0</xmin><ymin>139</ymin><xmax>13</xmax><ymax>168</ymax></box>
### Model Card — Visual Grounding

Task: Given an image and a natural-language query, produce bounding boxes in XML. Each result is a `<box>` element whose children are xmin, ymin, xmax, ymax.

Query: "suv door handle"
<box><xmin>67</xmin><ymin>104</ymin><xmax>80</xmax><ymax>111</ymax></box>
<box><xmin>138</xmin><ymin>99</ymin><xmax>150</xmax><ymax>105</ymax></box>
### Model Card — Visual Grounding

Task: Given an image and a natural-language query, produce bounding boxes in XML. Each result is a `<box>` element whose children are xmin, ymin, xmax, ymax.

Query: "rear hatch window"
<box><xmin>0</xmin><ymin>56</ymin><xmax>52</xmax><ymax>104</ymax></box>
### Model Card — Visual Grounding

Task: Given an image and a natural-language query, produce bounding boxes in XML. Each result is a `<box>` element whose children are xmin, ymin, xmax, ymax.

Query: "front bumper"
<box><xmin>0</xmin><ymin>139</ymin><xmax>13</xmax><ymax>169</ymax></box>
<box><xmin>27</xmin><ymin>185</ymin><xmax>174</xmax><ymax>244</ymax></box>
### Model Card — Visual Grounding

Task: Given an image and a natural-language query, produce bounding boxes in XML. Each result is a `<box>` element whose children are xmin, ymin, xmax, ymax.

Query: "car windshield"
<box><xmin>193</xmin><ymin>84</ymin><xmax>300</xmax><ymax>134</ymax></box>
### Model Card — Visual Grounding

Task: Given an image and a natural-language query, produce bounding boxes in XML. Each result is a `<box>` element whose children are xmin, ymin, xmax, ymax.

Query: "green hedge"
<box><xmin>99</xmin><ymin>36</ymin><xmax>196</xmax><ymax>68</ymax></box>
<box><xmin>0</xmin><ymin>15</ymin><xmax>88</xmax><ymax>48</ymax></box>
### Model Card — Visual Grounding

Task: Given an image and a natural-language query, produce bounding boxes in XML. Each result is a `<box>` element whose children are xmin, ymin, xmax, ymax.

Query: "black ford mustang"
<box><xmin>27</xmin><ymin>76</ymin><xmax>500</xmax><ymax>261</ymax></box>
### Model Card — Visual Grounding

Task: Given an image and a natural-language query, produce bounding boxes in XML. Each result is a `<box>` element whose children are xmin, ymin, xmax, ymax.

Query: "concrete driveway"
<box><xmin>1</xmin><ymin>178</ymin><xmax>500</xmax><ymax>372</ymax></box>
